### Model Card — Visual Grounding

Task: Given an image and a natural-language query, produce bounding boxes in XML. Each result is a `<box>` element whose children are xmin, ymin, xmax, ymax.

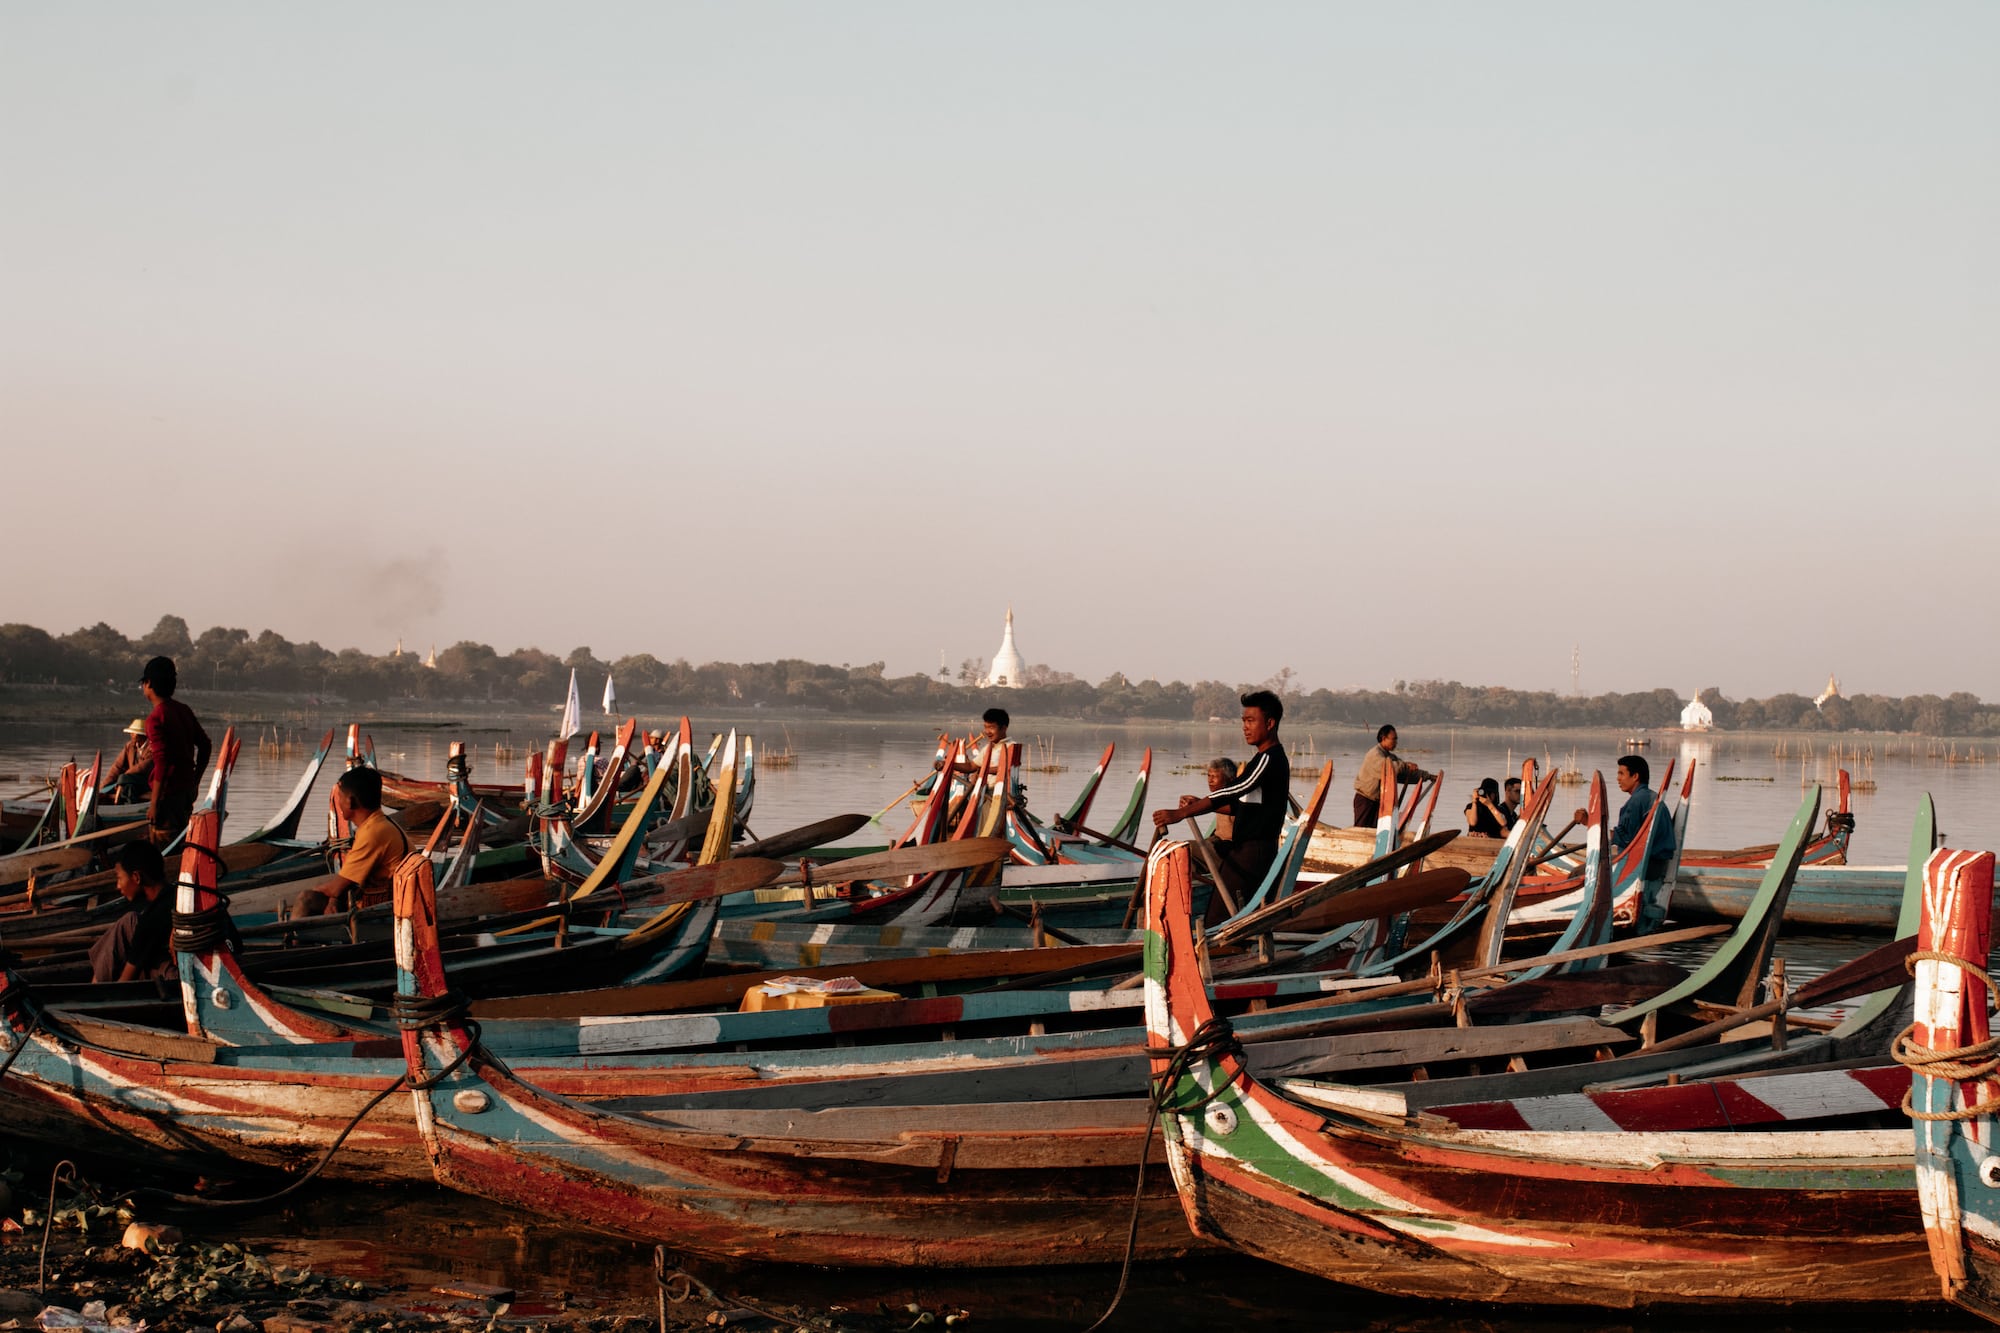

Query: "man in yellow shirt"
<box><xmin>291</xmin><ymin>768</ymin><xmax>411</xmax><ymax>916</ymax></box>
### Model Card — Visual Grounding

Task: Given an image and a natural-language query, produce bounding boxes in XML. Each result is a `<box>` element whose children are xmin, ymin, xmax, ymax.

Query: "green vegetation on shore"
<box><xmin>4</xmin><ymin>615</ymin><xmax>1995</xmax><ymax>735</ymax></box>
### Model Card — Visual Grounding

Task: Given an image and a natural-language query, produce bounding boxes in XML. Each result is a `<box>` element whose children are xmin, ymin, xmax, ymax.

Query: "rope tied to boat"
<box><xmin>110</xmin><ymin>993</ymin><xmax>486</xmax><ymax>1211</ymax></box>
<box><xmin>1893</xmin><ymin>950</ymin><xmax>2000</xmax><ymax>1121</ymax></box>
<box><xmin>1084</xmin><ymin>1014</ymin><xmax>1246</xmax><ymax>1333</ymax></box>
<box><xmin>171</xmin><ymin>902</ymin><xmax>236</xmax><ymax>954</ymax></box>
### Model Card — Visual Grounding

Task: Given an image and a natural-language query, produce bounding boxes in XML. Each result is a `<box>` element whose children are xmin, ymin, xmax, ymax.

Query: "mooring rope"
<box><xmin>1893</xmin><ymin>950</ymin><xmax>2000</xmax><ymax>1121</ymax></box>
<box><xmin>1083</xmin><ymin>1014</ymin><xmax>1245</xmax><ymax>1333</ymax></box>
<box><xmin>116</xmin><ymin>991</ymin><xmax>483</xmax><ymax>1209</ymax></box>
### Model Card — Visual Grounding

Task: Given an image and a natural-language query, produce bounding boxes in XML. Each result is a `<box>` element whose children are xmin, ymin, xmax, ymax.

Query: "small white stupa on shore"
<box><xmin>982</xmin><ymin>607</ymin><xmax>1026</xmax><ymax>688</ymax></box>
<box><xmin>1680</xmin><ymin>690</ymin><xmax>1713</xmax><ymax>732</ymax></box>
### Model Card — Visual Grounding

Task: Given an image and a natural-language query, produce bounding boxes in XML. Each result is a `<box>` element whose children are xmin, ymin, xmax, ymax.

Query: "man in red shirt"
<box><xmin>138</xmin><ymin>656</ymin><xmax>212</xmax><ymax>845</ymax></box>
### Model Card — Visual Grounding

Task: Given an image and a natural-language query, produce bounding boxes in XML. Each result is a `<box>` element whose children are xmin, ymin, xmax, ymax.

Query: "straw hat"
<box><xmin>123</xmin><ymin>718</ymin><xmax>146</xmax><ymax>736</ymax></box>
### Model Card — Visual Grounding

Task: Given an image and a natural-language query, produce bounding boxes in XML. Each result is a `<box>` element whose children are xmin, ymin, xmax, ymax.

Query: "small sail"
<box><xmin>559</xmin><ymin>668</ymin><xmax>582</xmax><ymax>738</ymax></box>
<box><xmin>602</xmin><ymin>674</ymin><xmax>617</xmax><ymax>716</ymax></box>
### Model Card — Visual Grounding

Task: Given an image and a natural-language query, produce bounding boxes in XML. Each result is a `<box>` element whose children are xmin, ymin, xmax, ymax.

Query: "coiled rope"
<box><xmin>1893</xmin><ymin>950</ymin><xmax>2000</xmax><ymax>1121</ymax></box>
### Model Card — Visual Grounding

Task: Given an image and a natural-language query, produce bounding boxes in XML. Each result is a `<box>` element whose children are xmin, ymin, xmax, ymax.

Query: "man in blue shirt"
<box><xmin>1579</xmin><ymin>754</ymin><xmax>1674</xmax><ymax>878</ymax></box>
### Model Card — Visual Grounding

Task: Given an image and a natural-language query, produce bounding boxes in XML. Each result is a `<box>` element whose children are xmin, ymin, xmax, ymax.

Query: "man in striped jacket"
<box><xmin>1155</xmin><ymin>689</ymin><xmax>1291</xmax><ymax>911</ymax></box>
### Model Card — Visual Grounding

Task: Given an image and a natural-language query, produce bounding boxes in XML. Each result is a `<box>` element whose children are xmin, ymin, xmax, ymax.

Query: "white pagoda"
<box><xmin>982</xmin><ymin>608</ymin><xmax>1026</xmax><ymax>688</ymax></box>
<box><xmin>1680</xmin><ymin>690</ymin><xmax>1714</xmax><ymax>731</ymax></box>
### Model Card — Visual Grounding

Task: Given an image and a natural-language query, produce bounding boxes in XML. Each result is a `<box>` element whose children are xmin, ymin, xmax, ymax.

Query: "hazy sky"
<box><xmin>4</xmin><ymin>3</ymin><xmax>1994</xmax><ymax>699</ymax></box>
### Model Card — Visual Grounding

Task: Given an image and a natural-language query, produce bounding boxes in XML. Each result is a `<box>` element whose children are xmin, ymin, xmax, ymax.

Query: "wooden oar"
<box><xmin>735</xmin><ymin>814</ymin><xmax>869</xmax><ymax>861</ymax></box>
<box><xmin>1524</xmin><ymin>818</ymin><xmax>1582</xmax><ymax>870</ymax></box>
<box><xmin>1256</xmin><ymin>867</ymin><xmax>1472</xmax><ymax>936</ymax></box>
<box><xmin>1185</xmin><ymin>827</ymin><xmax>1241</xmax><ymax>917</ymax></box>
<box><xmin>769</xmin><ymin>837</ymin><xmax>1009</xmax><ymax>888</ymax></box>
<box><xmin>1639</xmin><ymin>935</ymin><xmax>1917</xmax><ymax>1055</ymax></box>
<box><xmin>598</xmin><ymin>855</ymin><xmax>786</xmax><ymax>907</ymax></box>
<box><xmin>1211</xmin><ymin>828</ymin><xmax>1460</xmax><ymax>945</ymax></box>
<box><xmin>3</xmin><ymin>841</ymin><xmax>296</xmax><ymax>909</ymax></box>
<box><xmin>0</xmin><ymin>819</ymin><xmax>151</xmax><ymax>888</ymax></box>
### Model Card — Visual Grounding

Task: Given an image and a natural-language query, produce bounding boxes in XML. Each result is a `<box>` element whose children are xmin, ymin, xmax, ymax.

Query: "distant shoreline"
<box><xmin>0</xmin><ymin>684</ymin><xmax>1984</xmax><ymax>745</ymax></box>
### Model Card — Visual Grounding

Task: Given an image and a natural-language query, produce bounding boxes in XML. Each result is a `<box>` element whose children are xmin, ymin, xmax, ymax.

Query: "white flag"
<box><xmin>602</xmin><ymin>674</ymin><xmax>617</xmax><ymax>716</ymax></box>
<box><xmin>559</xmin><ymin>668</ymin><xmax>582</xmax><ymax>738</ymax></box>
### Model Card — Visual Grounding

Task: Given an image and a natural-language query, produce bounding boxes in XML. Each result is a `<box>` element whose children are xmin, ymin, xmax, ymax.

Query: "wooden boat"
<box><xmin>1139</xmin><ymin>795</ymin><xmax>1945</xmax><ymax>1309</ymax></box>
<box><xmin>1903</xmin><ymin>844</ymin><xmax>2000</xmax><ymax>1323</ymax></box>
<box><xmin>388</xmin><ymin>820</ymin><xmax>1721</xmax><ymax>1266</ymax></box>
<box><xmin>0</xmin><ymin>773</ymin><xmax>1804</xmax><ymax>1198</ymax></box>
<box><xmin>1308</xmin><ymin>765</ymin><xmax>1852</xmax><ymax>886</ymax></box>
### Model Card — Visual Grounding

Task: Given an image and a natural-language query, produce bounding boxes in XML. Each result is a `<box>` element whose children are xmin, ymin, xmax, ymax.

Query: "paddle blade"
<box><xmin>620</xmin><ymin>856</ymin><xmax>785</xmax><ymax>907</ymax></box>
<box><xmin>736</xmin><ymin>814</ymin><xmax>870</xmax><ymax>861</ymax></box>
<box><xmin>774</xmin><ymin>837</ymin><xmax>1011</xmax><ymax>886</ymax></box>
<box><xmin>1277</xmin><ymin>867</ymin><xmax>1473</xmax><ymax>935</ymax></box>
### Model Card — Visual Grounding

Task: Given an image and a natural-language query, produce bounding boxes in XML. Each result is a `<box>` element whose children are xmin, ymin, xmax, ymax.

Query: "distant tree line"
<box><xmin>4</xmin><ymin>616</ymin><xmax>1999</xmax><ymax>735</ymax></box>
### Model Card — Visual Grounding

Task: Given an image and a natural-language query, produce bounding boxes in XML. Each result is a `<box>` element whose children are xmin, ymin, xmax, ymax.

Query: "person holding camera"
<box><xmin>1464</xmin><ymin>777</ymin><xmax>1514</xmax><ymax>838</ymax></box>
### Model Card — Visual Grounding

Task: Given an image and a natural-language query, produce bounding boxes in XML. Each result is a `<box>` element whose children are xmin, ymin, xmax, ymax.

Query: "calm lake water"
<box><xmin>7</xmin><ymin>710</ymin><xmax>1995</xmax><ymax>864</ymax></box>
<box><xmin>3</xmin><ymin>707</ymin><xmax>1995</xmax><ymax>1330</ymax></box>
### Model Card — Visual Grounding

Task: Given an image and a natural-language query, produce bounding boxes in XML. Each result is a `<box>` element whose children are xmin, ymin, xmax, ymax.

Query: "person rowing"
<box><xmin>1353</xmin><ymin>724</ymin><xmax>1430</xmax><ymax>827</ymax></box>
<box><xmin>1153</xmin><ymin>689</ymin><xmax>1290</xmax><ymax>912</ymax></box>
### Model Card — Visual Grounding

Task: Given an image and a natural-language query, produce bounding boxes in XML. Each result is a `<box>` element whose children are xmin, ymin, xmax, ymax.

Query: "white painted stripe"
<box><xmin>1737</xmin><ymin>1070</ymin><xmax>1900</xmax><ymax>1122</ymax></box>
<box><xmin>1510</xmin><ymin>1093</ymin><xmax>1623</xmax><ymax>1133</ymax></box>
<box><xmin>575</xmin><ymin>1014</ymin><xmax>722</xmax><ymax>1053</ymax></box>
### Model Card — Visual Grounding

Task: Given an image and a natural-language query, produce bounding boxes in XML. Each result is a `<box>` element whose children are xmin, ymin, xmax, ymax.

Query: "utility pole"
<box><xmin>1570</xmin><ymin>644</ymin><xmax>1581</xmax><ymax>697</ymax></box>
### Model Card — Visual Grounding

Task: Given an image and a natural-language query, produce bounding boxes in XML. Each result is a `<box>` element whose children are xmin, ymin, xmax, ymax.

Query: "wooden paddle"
<box><xmin>1253</xmin><ymin>866</ymin><xmax>1472</xmax><ymax>936</ymax></box>
<box><xmin>0</xmin><ymin>819</ymin><xmax>151</xmax><ymax>888</ymax></box>
<box><xmin>734</xmin><ymin>814</ymin><xmax>870</xmax><ymax>860</ymax></box>
<box><xmin>1524</xmin><ymin>818</ymin><xmax>1582</xmax><ymax>870</ymax></box>
<box><xmin>1185</xmin><ymin>828</ymin><xmax>1241</xmax><ymax>917</ymax></box>
<box><xmin>769</xmin><ymin>837</ymin><xmax>1010</xmax><ymax>887</ymax></box>
<box><xmin>599</xmin><ymin>855</ymin><xmax>786</xmax><ymax>907</ymax></box>
<box><xmin>1211</xmin><ymin>828</ymin><xmax>1461</xmax><ymax>946</ymax></box>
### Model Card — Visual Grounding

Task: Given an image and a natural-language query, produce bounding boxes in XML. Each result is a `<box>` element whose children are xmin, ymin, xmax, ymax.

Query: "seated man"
<box><xmin>1500</xmin><ymin>775</ymin><xmax>1524</xmax><ymax>821</ymax></box>
<box><xmin>90</xmin><ymin>842</ymin><xmax>174</xmax><ymax>983</ymax></box>
<box><xmin>1205</xmin><ymin>758</ymin><xmax>1240</xmax><ymax>841</ymax></box>
<box><xmin>100</xmin><ymin>719</ymin><xmax>153</xmax><ymax>804</ymax></box>
<box><xmin>292</xmin><ymin>768</ymin><xmax>412</xmax><ymax>917</ymax></box>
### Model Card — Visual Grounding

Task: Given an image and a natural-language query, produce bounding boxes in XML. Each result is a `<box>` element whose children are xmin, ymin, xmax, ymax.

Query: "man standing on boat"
<box><xmin>1579</xmin><ymin>754</ymin><xmax>1674</xmax><ymax>879</ymax></box>
<box><xmin>1153</xmin><ymin>689</ymin><xmax>1290</xmax><ymax>906</ymax></box>
<box><xmin>1353</xmin><ymin>725</ymin><xmax>1430</xmax><ymax>827</ymax></box>
<box><xmin>291</xmin><ymin>767</ymin><xmax>411</xmax><ymax>916</ymax></box>
<box><xmin>138</xmin><ymin>656</ymin><xmax>212</xmax><ymax>846</ymax></box>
